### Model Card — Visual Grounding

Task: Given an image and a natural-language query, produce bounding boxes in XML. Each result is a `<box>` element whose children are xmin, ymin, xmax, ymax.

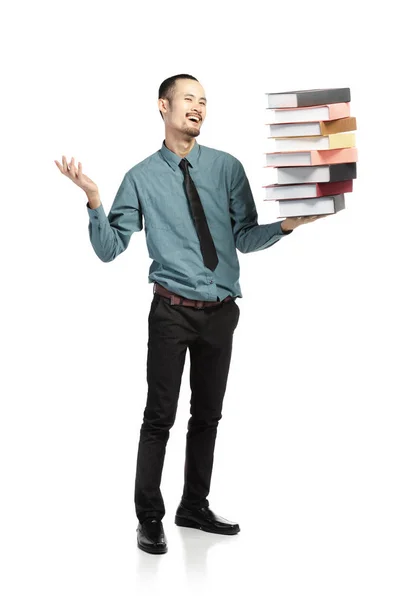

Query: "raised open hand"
<box><xmin>54</xmin><ymin>156</ymin><xmax>98</xmax><ymax>195</ymax></box>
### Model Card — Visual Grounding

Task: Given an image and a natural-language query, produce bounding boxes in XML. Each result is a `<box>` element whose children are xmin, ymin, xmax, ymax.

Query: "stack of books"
<box><xmin>262</xmin><ymin>88</ymin><xmax>357</xmax><ymax>217</ymax></box>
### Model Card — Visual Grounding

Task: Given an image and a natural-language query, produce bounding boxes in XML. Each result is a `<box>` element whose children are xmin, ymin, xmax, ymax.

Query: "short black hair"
<box><xmin>158</xmin><ymin>74</ymin><xmax>199</xmax><ymax>121</ymax></box>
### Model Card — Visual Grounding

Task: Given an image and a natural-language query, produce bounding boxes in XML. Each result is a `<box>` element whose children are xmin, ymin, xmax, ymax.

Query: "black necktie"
<box><xmin>179</xmin><ymin>158</ymin><xmax>219</xmax><ymax>271</ymax></box>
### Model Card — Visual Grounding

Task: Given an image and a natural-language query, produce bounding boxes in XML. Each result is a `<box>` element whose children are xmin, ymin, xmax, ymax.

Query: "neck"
<box><xmin>164</xmin><ymin>131</ymin><xmax>196</xmax><ymax>158</ymax></box>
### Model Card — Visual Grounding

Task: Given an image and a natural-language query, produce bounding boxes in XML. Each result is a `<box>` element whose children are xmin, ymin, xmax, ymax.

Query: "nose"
<box><xmin>193</xmin><ymin>101</ymin><xmax>204</xmax><ymax>114</ymax></box>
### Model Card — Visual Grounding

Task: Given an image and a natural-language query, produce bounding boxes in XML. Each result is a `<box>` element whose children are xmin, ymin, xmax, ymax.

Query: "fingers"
<box><xmin>69</xmin><ymin>156</ymin><xmax>77</xmax><ymax>177</ymax></box>
<box><xmin>307</xmin><ymin>215</ymin><xmax>327</xmax><ymax>222</ymax></box>
<box><xmin>56</xmin><ymin>155</ymin><xmax>80</xmax><ymax>178</ymax></box>
<box><xmin>62</xmin><ymin>155</ymin><xmax>73</xmax><ymax>175</ymax></box>
<box><xmin>292</xmin><ymin>215</ymin><xmax>319</xmax><ymax>226</ymax></box>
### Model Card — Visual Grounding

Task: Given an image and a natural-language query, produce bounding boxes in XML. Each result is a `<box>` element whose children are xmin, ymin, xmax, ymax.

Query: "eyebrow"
<box><xmin>184</xmin><ymin>93</ymin><xmax>207</xmax><ymax>103</ymax></box>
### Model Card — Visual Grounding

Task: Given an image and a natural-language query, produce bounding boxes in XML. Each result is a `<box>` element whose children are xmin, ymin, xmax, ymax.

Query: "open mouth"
<box><xmin>187</xmin><ymin>116</ymin><xmax>201</xmax><ymax>124</ymax></box>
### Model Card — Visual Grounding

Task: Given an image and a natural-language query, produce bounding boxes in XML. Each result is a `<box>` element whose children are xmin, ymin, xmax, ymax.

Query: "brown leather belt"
<box><xmin>154</xmin><ymin>282</ymin><xmax>234</xmax><ymax>309</ymax></box>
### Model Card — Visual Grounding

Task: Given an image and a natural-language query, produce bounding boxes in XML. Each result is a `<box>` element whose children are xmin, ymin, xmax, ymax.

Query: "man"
<box><xmin>55</xmin><ymin>74</ymin><xmax>323</xmax><ymax>555</ymax></box>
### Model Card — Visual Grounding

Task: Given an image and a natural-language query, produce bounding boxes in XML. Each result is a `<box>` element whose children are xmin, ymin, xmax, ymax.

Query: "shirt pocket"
<box><xmin>144</xmin><ymin>194</ymin><xmax>187</xmax><ymax>230</ymax></box>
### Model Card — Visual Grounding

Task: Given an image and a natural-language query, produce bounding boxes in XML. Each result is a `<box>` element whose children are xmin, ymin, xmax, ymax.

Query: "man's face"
<box><xmin>161</xmin><ymin>79</ymin><xmax>207</xmax><ymax>138</ymax></box>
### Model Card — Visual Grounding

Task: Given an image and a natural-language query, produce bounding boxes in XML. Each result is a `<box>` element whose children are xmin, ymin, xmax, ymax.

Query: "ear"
<box><xmin>158</xmin><ymin>98</ymin><xmax>169</xmax><ymax>117</ymax></box>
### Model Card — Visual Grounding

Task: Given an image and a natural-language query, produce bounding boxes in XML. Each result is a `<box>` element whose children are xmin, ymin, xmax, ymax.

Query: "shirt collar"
<box><xmin>160</xmin><ymin>139</ymin><xmax>200</xmax><ymax>171</ymax></box>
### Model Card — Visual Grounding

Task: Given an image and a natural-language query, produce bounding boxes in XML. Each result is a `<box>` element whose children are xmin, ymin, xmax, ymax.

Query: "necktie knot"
<box><xmin>179</xmin><ymin>158</ymin><xmax>189</xmax><ymax>173</ymax></box>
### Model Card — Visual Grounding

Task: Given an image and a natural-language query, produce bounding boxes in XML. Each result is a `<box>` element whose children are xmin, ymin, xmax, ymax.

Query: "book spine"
<box><xmin>327</xmin><ymin>103</ymin><xmax>351</xmax><ymax>120</ymax></box>
<box><xmin>298</xmin><ymin>88</ymin><xmax>351</xmax><ymax>107</ymax></box>
<box><xmin>311</xmin><ymin>148</ymin><xmax>358</xmax><ymax>165</ymax></box>
<box><xmin>327</xmin><ymin>163</ymin><xmax>357</xmax><ymax>181</ymax></box>
<box><xmin>317</xmin><ymin>180</ymin><xmax>353</xmax><ymax>195</ymax></box>
<box><xmin>277</xmin><ymin>194</ymin><xmax>346</xmax><ymax>217</ymax></box>
<box><xmin>320</xmin><ymin>116</ymin><xmax>357</xmax><ymax>135</ymax></box>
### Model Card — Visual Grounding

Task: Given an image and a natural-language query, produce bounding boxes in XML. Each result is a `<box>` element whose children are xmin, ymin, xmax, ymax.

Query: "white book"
<box><xmin>265</xmin><ymin>183</ymin><xmax>318</xmax><ymax>200</ymax></box>
<box><xmin>275</xmin><ymin>166</ymin><xmax>332</xmax><ymax>184</ymax></box>
<box><xmin>278</xmin><ymin>194</ymin><xmax>345</xmax><ymax>217</ymax></box>
<box><xmin>268</xmin><ymin>122</ymin><xmax>327</xmax><ymax>137</ymax></box>
<box><xmin>266</xmin><ymin>151</ymin><xmax>312</xmax><ymax>167</ymax></box>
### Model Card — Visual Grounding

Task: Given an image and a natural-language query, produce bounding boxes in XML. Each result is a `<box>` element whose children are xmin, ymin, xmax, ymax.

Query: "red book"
<box><xmin>263</xmin><ymin>180</ymin><xmax>353</xmax><ymax>200</ymax></box>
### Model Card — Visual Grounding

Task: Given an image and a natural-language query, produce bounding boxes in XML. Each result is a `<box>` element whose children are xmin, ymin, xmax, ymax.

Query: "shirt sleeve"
<box><xmin>229</xmin><ymin>158</ymin><xmax>292</xmax><ymax>253</ymax></box>
<box><xmin>87</xmin><ymin>172</ymin><xmax>143</xmax><ymax>262</ymax></box>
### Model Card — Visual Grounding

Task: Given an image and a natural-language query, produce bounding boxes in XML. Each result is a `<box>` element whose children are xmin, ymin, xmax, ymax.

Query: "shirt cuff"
<box><xmin>86</xmin><ymin>201</ymin><xmax>107</xmax><ymax>223</ymax></box>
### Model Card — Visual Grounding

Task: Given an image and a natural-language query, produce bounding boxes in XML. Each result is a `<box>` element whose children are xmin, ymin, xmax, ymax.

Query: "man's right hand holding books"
<box><xmin>281</xmin><ymin>215</ymin><xmax>329</xmax><ymax>232</ymax></box>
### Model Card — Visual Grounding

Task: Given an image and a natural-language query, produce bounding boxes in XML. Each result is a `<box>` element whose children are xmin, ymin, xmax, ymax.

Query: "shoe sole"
<box><xmin>175</xmin><ymin>515</ymin><xmax>240</xmax><ymax>535</ymax></box>
<box><xmin>137</xmin><ymin>541</ymin><xmax>168</xmax><ymax>554</ymax></box>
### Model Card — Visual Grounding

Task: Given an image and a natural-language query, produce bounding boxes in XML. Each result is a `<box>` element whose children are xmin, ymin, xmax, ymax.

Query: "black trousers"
<box><xmin>134</xmin><ymin>291</ymin><xmax>240</xmax><ymax>523</ymax></box>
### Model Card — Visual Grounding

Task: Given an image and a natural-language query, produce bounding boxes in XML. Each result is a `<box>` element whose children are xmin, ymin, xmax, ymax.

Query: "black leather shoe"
<box><xmin>175</xmin><ymin>504</ymin><xmax>240</xmax><ymax>535</ymax></box>
<box><xmin>137</xmin><ymin>518</ymin><xmax>168</xmax><ymax>554</ymax></box>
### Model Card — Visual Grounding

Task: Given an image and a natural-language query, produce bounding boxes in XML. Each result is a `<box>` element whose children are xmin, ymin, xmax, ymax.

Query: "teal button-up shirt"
<box><xmin>86</xmin><ymin>139</ymin><xmax>290</xmax><ymax>301</ymax></box>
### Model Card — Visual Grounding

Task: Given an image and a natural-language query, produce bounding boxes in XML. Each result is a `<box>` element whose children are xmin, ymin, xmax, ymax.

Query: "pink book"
<box><xmin>265</xmin><ymin>103</ymin><xmax>351</xmax><ymax>124</ymax></box>
<box><xmin>265</xmin><ymin>147</ymin><xmax>358</xmax><ymax>167</ymax></box>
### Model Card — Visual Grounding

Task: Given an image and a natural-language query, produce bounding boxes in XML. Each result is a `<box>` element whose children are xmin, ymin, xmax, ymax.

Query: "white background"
<box><xmin>1</xmin><ymin>0</ymin><xmax>399</xmax><ymax>598</ymax></box>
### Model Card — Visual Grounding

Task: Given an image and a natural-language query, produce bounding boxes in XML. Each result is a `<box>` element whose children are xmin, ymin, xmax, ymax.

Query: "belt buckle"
<box><xmin>195</xmin><ymin>300</ymin><xmax>205</xmax><ymax>309</ymax></box>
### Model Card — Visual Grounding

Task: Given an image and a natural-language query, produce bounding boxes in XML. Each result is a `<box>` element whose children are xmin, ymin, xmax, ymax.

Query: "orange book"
<box><xmin>267</xmin><ymin>116</ymin><xmax>357</xmax><ymax>138</ymax></box>
<box><xmin>320</xmin><ymin>116</ymin><xmax>357</xmax><ymax>135</ymax></box>
<box><xmin>265</xmin><ymin>147</ymin><xmax>358</xmax><ymax>167</ymax></box>
<box><xmin>265</xmin><ymin>103</ymin><xmax>351</xmax><ymax>124</ymax></box>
